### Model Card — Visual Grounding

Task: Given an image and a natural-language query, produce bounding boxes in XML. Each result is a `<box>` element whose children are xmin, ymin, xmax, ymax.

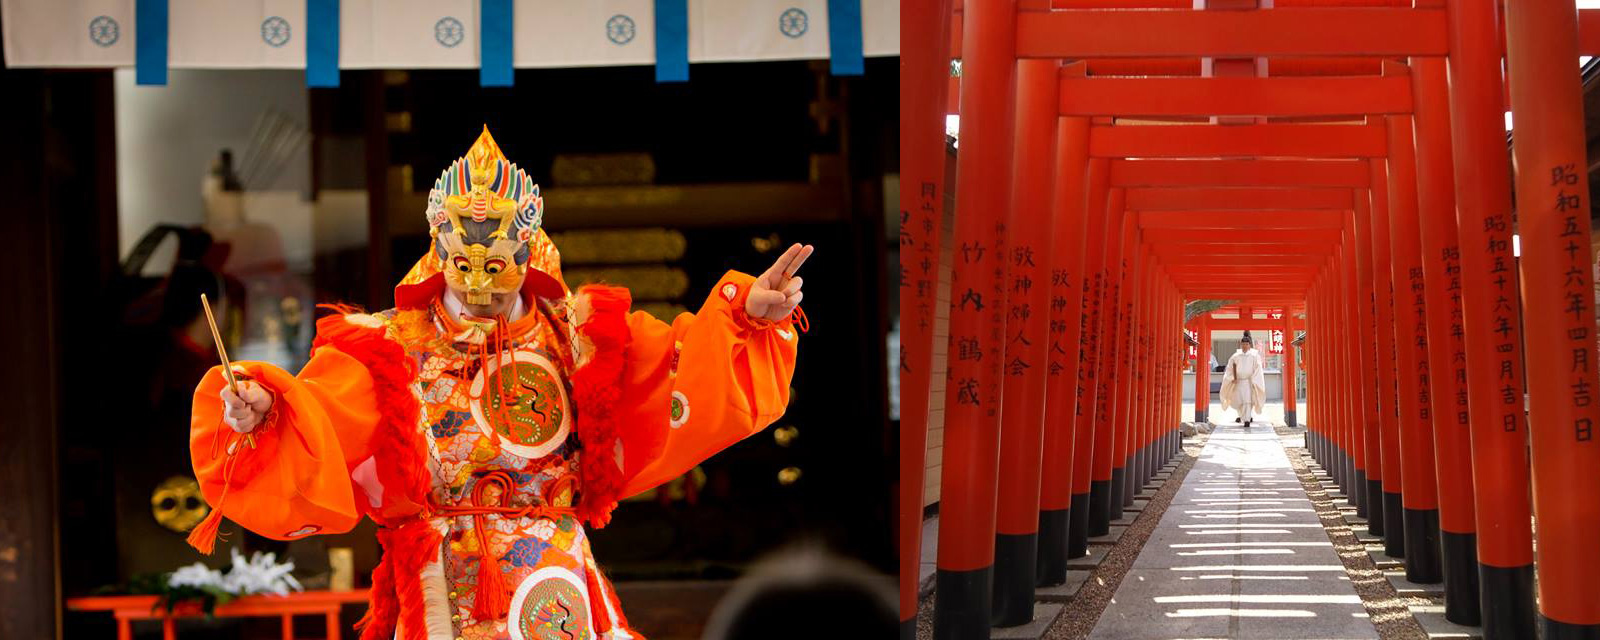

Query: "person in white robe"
<box><xmin>1220</xmin><ymin>333</ymin><xmax>1267</xmax><ymax>427</ymax></box>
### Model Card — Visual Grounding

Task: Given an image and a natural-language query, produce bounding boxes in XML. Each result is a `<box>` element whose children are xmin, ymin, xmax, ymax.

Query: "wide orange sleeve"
<box><xmin>616</xmin><ymin>270</ymin><xmax>799</xmax><ymax>498</ymax></box>
<box><xmin>190</xmin><ymin>346</ymin><xmax>384</xmax><ymax>541</ymax></box>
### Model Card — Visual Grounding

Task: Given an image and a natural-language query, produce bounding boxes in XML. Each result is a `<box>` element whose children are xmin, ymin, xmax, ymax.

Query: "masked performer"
<box><xmin>1219</xmin><ymin>332</ymin><xmax>1266</xmax><ymax>428</ymax></box>
<box><xmin>187</xmin><ymin>127</ymin><xmax>810</xmax><ymax>640</ymax></box>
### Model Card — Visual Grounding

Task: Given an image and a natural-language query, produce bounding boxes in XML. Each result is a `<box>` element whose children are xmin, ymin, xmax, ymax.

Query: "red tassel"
<box><xmin>188</xmin><ymin>449</ymin><xmax>239</xmax><ymax>554</ymax></box>
<box><xmin>354</xmin><ymin>548</ymin><xmax>395</xmax><ymax>640</ymax></box>
<box><xmin>185</xmin><ymin>507</ymin><xmax>226</xmax><ymax>554</ymax></box>
<box><xmin>471</xmin><ymin>543</ymin><xmax>510</xmax><ymax>620</ymax></box>
<box><xmin>584</xmin><ymin>563</ymin><xmax>615</xmax><ymax>634</ymax></box>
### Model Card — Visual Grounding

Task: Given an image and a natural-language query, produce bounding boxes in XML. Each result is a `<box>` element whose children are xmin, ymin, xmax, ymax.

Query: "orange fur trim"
<box><xmin>571</xmin><ymin>285</ymin><xmax>632</xmax><ymax>528</ymax></box>
<box><xmin>359</xmin><ymin>521</ymin><xmax>442</xmax><ymax>640</ymax></box>
<box><xmin>312</xmin><ymin>313</ymin><xmax>430</xmax><ymax>523</ymax></box>
<box><xmin>312</xmin><ymin>311</ymin><xmax>433</xmax><ymax>636</ymax></box>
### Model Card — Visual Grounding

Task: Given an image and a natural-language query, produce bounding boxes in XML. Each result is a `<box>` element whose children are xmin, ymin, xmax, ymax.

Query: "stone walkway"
<box><xmin>1087</xmin><ymin>421</ymin><xmax>1379</xmax><ymax>639</ymax></box>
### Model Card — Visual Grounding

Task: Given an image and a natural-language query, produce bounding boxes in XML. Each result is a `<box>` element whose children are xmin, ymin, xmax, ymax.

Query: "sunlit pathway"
<box><xmin>1088</xmin><ymin>422</ymin><xmax>1377</xmax><ymax>640</ymax></box>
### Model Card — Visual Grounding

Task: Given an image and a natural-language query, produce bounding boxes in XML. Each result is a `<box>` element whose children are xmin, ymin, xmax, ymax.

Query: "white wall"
<box><xmin>114</xmin><ymin>69</ymin><xmax>311</xmax><ymax>260</ymax></box>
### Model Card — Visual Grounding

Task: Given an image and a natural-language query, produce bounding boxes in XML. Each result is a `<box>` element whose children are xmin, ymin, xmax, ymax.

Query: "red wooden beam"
<box><xmin>1016</xmin><ymin>9</ymin><xmax>1447</xmax><ymax>58</ymax></box>
<box><xmin>1126</xmin><ymin>188</ymin><xmax>1353</xmax><ymax>210</ymax></box>
<box><xmin>1170</xmin><ymin>271</ymin><xmax>1315</xmax><ymax>279</ymax></box>
<box><xmin>1581</xmin><ymin>9</ymin><xmax>1600</xmax><ymax>55</ymax></box>
<box><xmin>1153</xmin><ymin>247</ymin><xmax>1336</xmax><ymax>258</ymax></box>
<box><xmin>1184</xmin><ymin>283</ymin><xmax>1318</xmax><ymax>288</ymax></box>
<box><xmin>1059</xmin><ymin>75</ymin><xmax>1413</xmax><ymax>117</ymax></box>
<box><xmin>1178</xmin><ymin>290</ymin><xmax>1312</xmax><ymax>297</ymax></box>
<box><xmin>1171</xmin><ymin>274</ymin><xmax>1315</xmax><ymax>280</ymax></box>
<box><xmin>1195</xmin><ymin>318</ymin><xmax>1304</xmax><ymax>330</ymax></box>
<box><xmin>949</xmin><ymin>9</ymin><xmax>1600</xmax><ymax>75</ymax></box>
<box><xmin>1182</xmin><ymin>291</ymin><xmax>1313</xmax><ymax>298</ymax></box>
<box><xmin>1083</xmin><ymin>57</ymin><xmax>1384</xmax><ymax>77</ymax></box>
<box><xmin>1179</xmin><ymin>283</ymin><xmax>1311</xmax><ymax>288</ymax></box>
<box><xmin>1173</xmin><ymin>266</ymin><xmax>1320</xmax><ymax>275</ymax></box>
<box><xmin>1089</xmin><ymin>123</ymin><xmax>1387</xmax><ymax>158</ymax></box>
<box><xmin>1145</xmin><ymin>225</ymin><xmax>1344</xmax><ymax>243</ymax></box>
<box><xmin>1176</xmin><ymin>285</ymin><xmax>1315</xmax><ymax>292</ymax></box>
<box><xmin>1159</xmin><ymin>254</ymin><xmax>1328</xmax><ymax>266</ymax></box>
<box><xmin>1138</xmin><ymin>212</ymin><xmax>1345</xmax><ymax>230</ymax></box>
<box><xmin>1111</xmin><ymin>159</ymin><xmax>1370</xmax><ymax>188</ymax></box>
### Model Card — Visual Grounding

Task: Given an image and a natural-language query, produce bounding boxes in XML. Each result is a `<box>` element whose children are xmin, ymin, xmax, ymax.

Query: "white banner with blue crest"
<box><xmin>1</xmin><ymin>0</ymin><xmax>896</xmax><ymax>73</ymax></box>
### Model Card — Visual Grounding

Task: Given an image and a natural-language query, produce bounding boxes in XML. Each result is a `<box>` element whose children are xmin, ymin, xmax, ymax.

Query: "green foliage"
<box><xmin>1184</xmin><ymin>299</ymin><xmax>1235</xmax><ymax>324</ymax></box>
<box><xmin>95</xmin><ymin>572</ymin><xmax>238</xmax><ymax>617</ymax></box>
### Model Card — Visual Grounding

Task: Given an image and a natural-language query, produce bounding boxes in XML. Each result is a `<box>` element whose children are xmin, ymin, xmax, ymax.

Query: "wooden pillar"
<box><xmin>1197</xmin><ymin>315</ymin><xmax>1212</xmax><ymax>423</ymax></box>
<box><xmin>1116</xmin><ymin>243</ymin><xmax>1147</xmax><ymax>510</ymax></box>
<box><xmin>1171</xmin><ymin>282</ymin><xmax>1183</xmax><ymax>459</ymax></box>
<box><xmin>1068</xmin><ymin>157</ymin><xmax>1113</xmax><ymax>557</ymax></box>
<box><xmin>1384</xmin><ymin>97</ymin><xmax>1444</xmax><ymax>583</ymax></box>
<box><xmin>1352</xmin><ymin>172</ymin><xmax>1379</xmax><ymax>519</ymax></box>
<box><xmin>896</xmin><ymin>0</ymin><xmax>955</xmax><ymax>631</ymax></box>
<box><xmin>1340</xmin><ymin>217</ymin><xmax>1363</xmax><ymax>502</ymax></box>
<box><xmin>990</xmin><ymin>53</ymin><xmax>1059</xmax><ymax>626</ymax></box>
<box><xmin>1321</xmin><ymin>274</ymin><xmax>1335</xmax><ymax>470</ymax></box>
<box><xmin>0</xmin><ymin>67</ymin><xmax>67</xmax><ymax>640</ymax></box>
<box><xmin>1411</xmin><ymin>55</ymin><xmax>1482</xmax><ymax>625</ymax></box>
<box><xmin>1504</xmin><ymin>1</ymin><xmax>1600</xmax><ymax>633</ymax></box>
<box><xmin>1035</xmin><ymin>71</ymin><xmax>1091</xmax><ymax>588</ymax></box>
<box><xmin>1444</xmin><ymin>0</ymin><xmax>1537</xmax><ymax>633</ymax></box>
<box><xmin>1283</xmin><ymin>311</ymin><xmax>1298</xmax><ymax>426</ymax></box>
<box><xmin>1088</xmin><ymin>190</ymin><xmax>1129</xmax><ymax>536</ymax></box>
<box><xmin>1368</xmin><ymin>162</ymin><xmax>1406</xmax><ymax>556</ymax></box>
<box><xmin>1128</xmin><ymin>253</ymin><xmax>1153</xmax><ymax>501</ymax></box>
<box><xmin>1311</xmin><ymin>279</ymin><xmax>1326</xmax><ymax>467</ymax></box>
<box><xmin>1342</xmin><ymin>243</ymin><xmax>1360</xmax><ymax>496</ymax></box>
<box><xmin>931</xmin><ymin>0</ymin><xmax>1018</xmax><ymax>633</ymax></box>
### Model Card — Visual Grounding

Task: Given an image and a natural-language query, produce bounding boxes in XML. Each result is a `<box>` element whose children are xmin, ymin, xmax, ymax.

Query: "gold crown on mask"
<box><xmin>426</xmin><ymin>126</ymin><xmax>544</xmax><ymax>247</ymax></box>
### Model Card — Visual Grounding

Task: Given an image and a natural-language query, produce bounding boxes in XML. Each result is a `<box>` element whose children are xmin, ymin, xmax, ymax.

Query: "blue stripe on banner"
<box><xmin>480</xmin><ymin>0</ymin><xmax>514</xmax><ymax>87</ymax></box>
<box><xmin>654</xmin><ymin>0</ymin><xmax>688</xmax><ymax>83</ymax></box>
<box><xmin>135</xmin><ymin>0</ymin><xmax>168</xmax><ymax>85</ymax></box>
<box><xmin>306</xmin><ymin>0</ymin><xmax>340</xmax><ymax>88</ymax></box>
<box><xmin>827</xmin><ymin>0</ymin><xmax>864</xmax><ymax>76</ymax></box>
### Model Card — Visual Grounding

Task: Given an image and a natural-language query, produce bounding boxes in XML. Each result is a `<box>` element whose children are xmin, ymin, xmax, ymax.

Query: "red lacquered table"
<box><xmin>67</xmin><ymin>589</ymin><xmax>370</xmax><ymax>640</ymax></box>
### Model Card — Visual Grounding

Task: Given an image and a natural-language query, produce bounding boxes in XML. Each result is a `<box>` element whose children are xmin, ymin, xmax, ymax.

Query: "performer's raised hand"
<box><xmin>220</xmin><ymin>379</ymin><xmax>273</xmax><ymax>433</ymax></box>
<box><xmin>745</xmin><ymin>243</ymin><xmax>814</xmax><ymax>322</ymax></box>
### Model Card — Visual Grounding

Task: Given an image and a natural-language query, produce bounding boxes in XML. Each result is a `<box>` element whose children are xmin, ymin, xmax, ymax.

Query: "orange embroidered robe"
<box><xmin>190</xmin><ymin>271</ymin><xmax>798</xmax><ymax>640</ymax></box>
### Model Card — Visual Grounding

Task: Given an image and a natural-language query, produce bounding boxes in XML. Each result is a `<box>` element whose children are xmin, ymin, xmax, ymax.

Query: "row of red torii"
<box><xmin>898</xmin><ymin>1</ymin><xmax>1600</xmax><ymax>639</ymax></box>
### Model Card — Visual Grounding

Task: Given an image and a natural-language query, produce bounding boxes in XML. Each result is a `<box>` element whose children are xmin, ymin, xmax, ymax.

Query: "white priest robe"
<box><xmin>1220</xmin><ymin>347</ymin><xmax>1267</xmax><ymax>420</ymax></box>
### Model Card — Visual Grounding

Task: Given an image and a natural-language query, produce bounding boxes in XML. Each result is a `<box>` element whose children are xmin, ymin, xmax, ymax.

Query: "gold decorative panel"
<box><xmin>563</xmin><ymin>266</ymin><xmax>690</xmax><ymax>301</ymax></box>
<box><xmin>551</xmin><ymin>153</ymin><xmax>655</xmax><ymax>187</ymax></box>
<box><xmin>550</xmin><ymin>228</ymin><xmax>687</xmax><ymax>265</ymax></box>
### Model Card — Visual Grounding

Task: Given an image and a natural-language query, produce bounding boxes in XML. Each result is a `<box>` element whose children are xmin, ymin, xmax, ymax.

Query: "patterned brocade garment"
<box><xmin>396</xmin><ymin>299</ymin><xmax>631</xmax><ymax>640</ymax></box>
<box><xmin>188</xmin><ymin>270</ymin><xmax>800</xmax><ymax>640</ymax></box>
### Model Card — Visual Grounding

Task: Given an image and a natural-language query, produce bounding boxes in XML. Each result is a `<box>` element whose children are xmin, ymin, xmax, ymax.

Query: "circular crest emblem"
<box><xmin>470</xmin><ymin>351</ymin><xmax>572</xmax><ymax>459</ymax></box>
<box><xmin>670</xmin><ymin>391</ymin><xmax>690</xmax><ymax>429</ymax></box>
<box><xmin>88</xmin><ymin>16</ymin><xmax>119</xmax><ymax>47</ymax></box>
<box><xmin>508</xmin><ymin>567</ymin><xmax>594</xmax><ymax>640</ymax></box>
<box><xmin>605</xmin><ymin>15</ymin><xmax>636</xmax><ymax>45</ymax></box>
<box><xmin>435</xmin><ymin>17</ymin><xmax>465</xmax><ymax>48</ymax></box>
<box><xmin>779</xmin><ymin>8</ymin><xmax>809</xmax><ymax>39</ymax></box>
<box><xmin>261</xmin><ymin>16</ymin><xmax>291</xmax><ymax>48</ymax></box>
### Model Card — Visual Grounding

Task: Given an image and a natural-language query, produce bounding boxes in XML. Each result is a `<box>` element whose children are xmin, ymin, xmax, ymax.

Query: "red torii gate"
<box><xmin>1186</xmin><ymin>308</ymin><xmax>1300</xmax><ymax>424</ymax></box>
<box><xmin>899</xmin><ymin>1</ymin><xmax>1600</xmax><ymax>639</ymax></box>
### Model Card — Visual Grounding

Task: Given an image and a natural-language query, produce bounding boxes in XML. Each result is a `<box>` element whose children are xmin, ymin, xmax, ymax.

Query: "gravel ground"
<box><xmin>914</xmin><ymin>435</ymin><xmax>1207</xmax><ymax>640</ymax></box>
<box><xmin>1275</xmin><ymin>426</ymin><xmax>1433</xmax><ymax>640</ymax></box>
<box><xmin>1039</xmin><ymin>434</ymin><xmax>1206</xmax><ymax>640</ymax></box>
<box><xmin>915</xmin><ymin>424</ymin><xmax>1444</xmax><ymax>640</ymax></box>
